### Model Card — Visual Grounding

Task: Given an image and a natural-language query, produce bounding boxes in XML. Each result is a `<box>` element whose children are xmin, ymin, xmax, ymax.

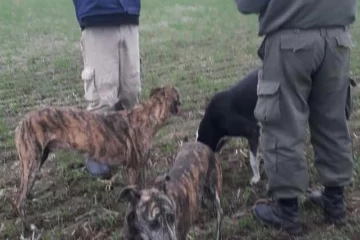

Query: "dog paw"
<box><xmin>105</xmin><ymin>182</ymin><xmax>114</xmax><ymax>191</ymax></box>
<box><xmin>250</xmin><ymin>176</ymin><xmax>260</xmax><ymax>186</ymax></box>
<box><xmin>99</xmin><ymin>179</ymin><xmax>114</xmax><ymax>191</ymax></box>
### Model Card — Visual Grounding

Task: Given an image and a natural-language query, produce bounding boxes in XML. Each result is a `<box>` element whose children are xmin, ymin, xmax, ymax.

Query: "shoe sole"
<box><xmin>324</xmin><ymin>215</ymin><xmax>347</xmax><ymax>227</ymax></box>
<box><xmin>253</xmin><ymin>208</ymin><xmax>303</xmax><ymax>236</ymax></box>
<box><xmin>307</xmin><ymin>196</ymin><xmax>347</xmax><ymax>227</ymax></box>
<box><xmin>86</xmin><ymin>169</ymin><xmax>112</xmax><ymax>180</ymax></box>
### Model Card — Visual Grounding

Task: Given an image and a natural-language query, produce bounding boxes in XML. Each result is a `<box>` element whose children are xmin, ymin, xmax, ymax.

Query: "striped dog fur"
<box><xmin>119</xmin><ymin>141</ymin><xmax>223</xmax><ymax>240</ymax></box>
<box><xmin>13</xmin><ymin>85</ymin><xmax>182</xmax><ymax>223</ymax></box>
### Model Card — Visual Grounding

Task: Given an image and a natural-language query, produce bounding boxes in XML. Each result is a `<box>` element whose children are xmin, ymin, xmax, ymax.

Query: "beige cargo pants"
<box><xmin>80</xmin><ymin>25</ymin><xmax>141</xmax><ymax>113</ymax></box>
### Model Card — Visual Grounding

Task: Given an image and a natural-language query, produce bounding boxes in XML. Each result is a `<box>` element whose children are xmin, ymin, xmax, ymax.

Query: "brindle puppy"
<box><xmin>119</xmin><ymin>141</ymin><xmax>223</xmax><ymax>240</ymax></box>
<box><xmin>13</xmin><ymin>85</ymin><xmax>181</xmax><ymax>221</ymax></box>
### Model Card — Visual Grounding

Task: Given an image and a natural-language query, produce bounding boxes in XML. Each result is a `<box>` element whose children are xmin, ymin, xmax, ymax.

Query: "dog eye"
<box><xmin>165</xmin><ymin>213</ymin><xmax>175</xmax><ymax>224</ymax></box>
<box><xmin>149</xmin><ymin>219</ymin><xmax>160</xmax><ymax>230</ymax></box>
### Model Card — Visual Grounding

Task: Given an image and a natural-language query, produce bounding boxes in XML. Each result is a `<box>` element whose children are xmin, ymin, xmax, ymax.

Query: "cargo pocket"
<box><xmin>80</xmin><ymin>32</ymin><xmax>99</xmax><ymax>102</ymax></box>
<box><xmin>81</xmin><ymin>67</ymin><xmax>98</xmax><ymax>102</ymax></box>
<box><xmin>254</xmin><ymin>80</ymin><xmax>281</xmax><ymax>125</ymax></box>
<box><xmin>345</xmin><ymin>76</ymin><xmax>357</xmax><ymax>120</ymax></box>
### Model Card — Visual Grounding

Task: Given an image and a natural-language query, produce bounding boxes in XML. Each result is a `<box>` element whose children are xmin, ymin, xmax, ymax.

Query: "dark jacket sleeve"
<box><xmin>235</xmin><ymin>0</ymin><xmax>269</xmax><ymax>14</ymax></box>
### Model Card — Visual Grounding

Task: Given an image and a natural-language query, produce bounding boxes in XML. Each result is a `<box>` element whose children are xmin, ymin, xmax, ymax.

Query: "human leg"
<box><xmin>307</xmin><ymin>27</ymin><xmax>354</xmax><ymax>225</ymax></box>
<box><xmin>117</xmin><ymin>24</ymin><xmax>141</xmax><ymax>110</ymax></box>
<box><xmin>253</xmin><ymin>29</ymin><xmax>326</xmax><ymax>234</ymax></box>
<box><xmin>80</xmin><ymin>26</ymin><xmax>123</xmax><ymax>178</ymax></box>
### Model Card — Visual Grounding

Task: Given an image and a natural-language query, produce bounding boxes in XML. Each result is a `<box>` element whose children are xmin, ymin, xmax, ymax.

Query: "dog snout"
<box><xmin>138</xmin><ymin>227</ymin><xmax>177</xmax><ymax>240</ymax></box>
<box><xmin>157</xmin><ymin>231</ymin><xmax>178</xmax><ymax>240</ymax></box>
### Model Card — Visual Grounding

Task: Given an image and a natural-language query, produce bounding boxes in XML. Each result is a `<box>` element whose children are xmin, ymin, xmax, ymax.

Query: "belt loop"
<box><xmin>320</xmin><ymin>28</ymin><xmax>326</xmax><ymax>37</ymax></box>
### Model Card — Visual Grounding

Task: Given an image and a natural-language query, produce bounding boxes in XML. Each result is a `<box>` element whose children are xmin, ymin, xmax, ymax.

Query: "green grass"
<box><xmin>0</xmin><ymin>0</ymin><xmax>360</xmax><ymax>239</ymax></box>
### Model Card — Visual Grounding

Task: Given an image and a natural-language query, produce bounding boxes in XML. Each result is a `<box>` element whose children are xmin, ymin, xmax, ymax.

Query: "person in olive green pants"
<box><xmin>235</xmin><ymin>0</ymin><xmax>357</xmax><ymax>235</ymax></box>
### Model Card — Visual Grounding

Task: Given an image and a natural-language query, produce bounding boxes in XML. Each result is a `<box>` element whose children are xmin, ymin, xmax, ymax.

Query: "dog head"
<box><xmin>119</xmin><ymin>181</ymin><xmax>177</xmax><ymax>240</ymax></box>
<box><xmin>149</xmin><ymin>85</ymin><xmax>182</xmax><ymax>115</ymax></box>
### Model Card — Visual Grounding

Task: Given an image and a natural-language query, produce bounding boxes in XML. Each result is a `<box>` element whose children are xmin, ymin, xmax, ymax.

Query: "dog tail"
<box><xmin>14</xmin><ymin>120</ymin><xmax>26</xmax><ymax>163</ymax></box>
<box><xmin>15</xmin><ymin>115</ymin><xmax>49</xmax><ymax>166</ymax></box>
<box><xmin>14</xmin><ymin>117</ymin><xmax>47</xmax><ymax>213</ymax></box>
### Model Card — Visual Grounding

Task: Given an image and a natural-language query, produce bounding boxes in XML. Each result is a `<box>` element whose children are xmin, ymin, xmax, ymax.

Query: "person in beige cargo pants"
<box><xmin>73</xmin><ymin>0</ymin><xmax>141</xmax><ymax>179</ymax></box>
<box><xmin>80</xmin><ymin>26</ymin><xmax>140</xmax><ymax>113</ymax></box>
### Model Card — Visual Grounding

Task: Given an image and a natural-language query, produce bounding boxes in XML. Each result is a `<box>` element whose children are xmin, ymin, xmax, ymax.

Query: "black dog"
<box><xmin>196</xmin><ymin>67</ymin><xmax>261</xmax><ymax>185</ymax></box>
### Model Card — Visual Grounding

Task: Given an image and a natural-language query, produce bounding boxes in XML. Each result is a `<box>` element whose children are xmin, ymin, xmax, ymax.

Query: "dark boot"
<box><xmin>253</xmin><ymin>198</ymin><xmax>302</xmax><ymax>235</ymax></box>
<box><xmin>307</xmin><ymin>187</ymin><xmax>347</xmax><ymax>226</ymax></box>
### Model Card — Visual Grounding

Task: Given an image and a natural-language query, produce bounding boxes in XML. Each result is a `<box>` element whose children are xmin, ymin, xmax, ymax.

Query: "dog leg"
<box><xmin>102</xmin><ymin>171</ymin><xmax>121</xmax><ymax>191</ymax></box>
<box><xmin>249</xmin><ymin>151</ymin><xmax>260</xmax><ymax>185</ymax></box>
<box><xmin>102</xmin><ymin>164</ymin><xmax>143</xmax><ymax>192</ymax></box>
<box><xmin>205</xmin><ymin>166</ymin><xmax>223</xmax><ymax>240</ymax></box>
<box><xmin>127</xmin><ymin>167</ymin><xmax>139</xmax><ymax>186</ymax></box>
<box><xmin>248</xmin><ymin>136</ymin><xmax>260</xmax><ymax>185</ymax></box>
<box><xmin>139</xmin><ymin>150</ymin><xmax>150</xmax><ymax>188</ymax></box>
<box><xmin>139</xmin><ymin>167</ymin><xmax>146</xmax><ymax>188</ymax></box>
<box><xmin>215</xmin><ymin>191</ymin><xmax>223</xmax><ymax>240</ymax></box>
<box><xmin>201</xmin><ymin>197</ymin><xmax>209</xmax><ymax>209</ymax></box>
<box><xmin>114</xmin><ymin>166</ymin><xmax>144</xmax><ymax>190</ymax></box>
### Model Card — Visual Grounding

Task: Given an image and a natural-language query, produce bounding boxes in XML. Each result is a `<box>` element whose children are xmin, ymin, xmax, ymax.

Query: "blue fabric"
<box><xmin>72</xmin><ymin>0</ymin><xmax>141</xmax><ymax>27</ymax></box>
<box><xmin>86</xmin><ymin>157</ymin><xmax>111</xmax><ymax>179</ymax></box>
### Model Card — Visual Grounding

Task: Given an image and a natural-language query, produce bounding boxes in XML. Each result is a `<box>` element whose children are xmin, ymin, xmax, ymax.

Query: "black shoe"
<box><xmin>306</xmin><ymin>187</ymin><xmax>347</xmax><ymax>226</ymax></box>
<box><xmin>253</xmin><ymin>198</ymin><xmax>302</xmax><ymax>235</ymax></box>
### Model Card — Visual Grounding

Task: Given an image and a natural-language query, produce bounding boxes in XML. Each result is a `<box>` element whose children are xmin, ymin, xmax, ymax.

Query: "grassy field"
<box><xmin>1</xmin><ymin>0</ymin><xmax>360</xmax><ymax>239</ymax></box>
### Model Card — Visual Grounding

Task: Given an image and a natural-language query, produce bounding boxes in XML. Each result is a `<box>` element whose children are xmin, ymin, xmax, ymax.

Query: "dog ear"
<box><xmin>170</xmin><ymin>101</ymin><xmax>181</xmax><ymax>115</ymax></box>
<box><xmin>155</xmin><ymin>173</ymin><xmax>171</xmax><ymax>194</ymax></box>
<box><xmin>119</xmin><ymin>185</ymin><xmax>141</xmax><ymax>205</ymax></box>
<box><xmin>169</xmin><ymin>87</ymin><xmax>182</xmax><ymax>114</ymax></box>
<box><xmin>162</xmin><ymin>174</ymin><xmax>171</xmax><ymax>194</ymax></box>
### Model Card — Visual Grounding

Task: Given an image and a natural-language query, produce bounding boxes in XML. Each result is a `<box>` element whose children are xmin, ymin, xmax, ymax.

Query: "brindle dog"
<box><xmin>13</xmin><ymin>85</ymin><xmax>181</xmax><ymax>222</ymax></box>
<box><xmin>119</xmin><ymin>141</ymin><xmax>223</xmax><ymax>240</ymax></box>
